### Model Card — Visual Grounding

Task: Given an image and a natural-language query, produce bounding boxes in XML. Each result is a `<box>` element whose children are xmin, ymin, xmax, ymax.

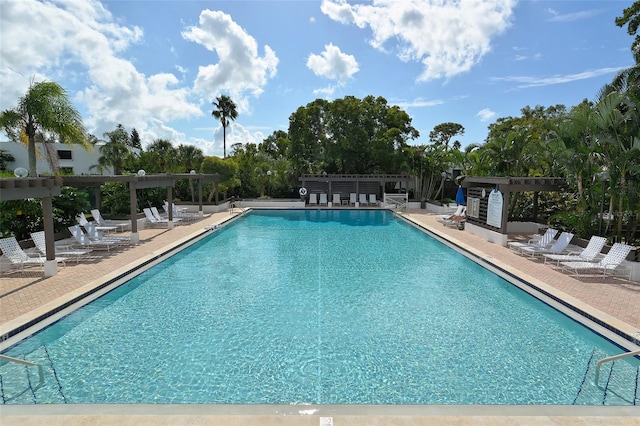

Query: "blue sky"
<box><xmin>0</xmin><ymin>0</ymin><xmax>635</xmax><ymax>156</ymax></box>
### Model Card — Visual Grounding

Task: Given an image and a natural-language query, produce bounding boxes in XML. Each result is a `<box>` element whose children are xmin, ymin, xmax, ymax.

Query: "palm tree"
<box><xmin>96</xmin><ymin>142</ymin><xmax>132</xmax><ymax>175</ymax></box>
<box><xmin>0</xmin><ymin>80</ymin><xmax>87</xmax><ymax>177</ymax></box>
<box><xmin>145</xmin><ymin>139</ymin><xmax>178</xmax><ymax>173</ymax></box>
<box><xmin>211</xmin><ymin>95</ymin><xmax>238</xmax><ymax>158</ymax></box>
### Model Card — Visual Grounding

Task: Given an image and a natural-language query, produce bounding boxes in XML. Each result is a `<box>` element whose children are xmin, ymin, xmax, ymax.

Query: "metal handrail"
<box><xmin>0</xmin><ymin>354</ymin><xmax>45</xmax><ymax>391</ymax></box>
<box><xmin>384</xmin><ymin>193</ymin><xmax>408</xmax><ymax>213</ymax></box>
<box><xmin>594</xmin><ymin>349</ymin><xmax>640</xmax><ymax>385</ymax></box>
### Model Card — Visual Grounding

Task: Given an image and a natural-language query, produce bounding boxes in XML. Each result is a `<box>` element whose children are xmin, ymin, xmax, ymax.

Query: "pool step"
<box><xmin>0</xmin><ymin>346</ymin><xmax>67</xmax><ymax>404</ymax></box>
<box><xmin>573</xmin><ymin>347</ymin><xmax>639</xmax><ymax>405</ymax></box>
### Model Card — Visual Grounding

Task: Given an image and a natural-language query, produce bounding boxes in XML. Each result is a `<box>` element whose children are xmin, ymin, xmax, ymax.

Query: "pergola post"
<box><xmin>166</xmin><ymin>186</ymin><xmax>175</xmax><ymax>230</ymax></box>
<box><xmin>198</xmin><ymin>178</ymin><xmax>204</xmax><ymax>217</ymax></box>
<box><xmin>42</xmin><ymin>196</ymin><xmax>58</xmax><ymax>277</ymax></box>
<box><xmin>500</xmin><ymin>187</ymin><xmax>510</xmax><ymax>234</ymax></box>
<box><xmin>129</xmin><ymin>183</ymin><xmax>140</xmax><ymax>244</ymax></box>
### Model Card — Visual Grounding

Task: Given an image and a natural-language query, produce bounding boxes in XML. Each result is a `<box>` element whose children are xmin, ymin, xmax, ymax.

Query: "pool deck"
<box><xmin>1</xmin><ymin>208</ymin><xmax>639</xmax><ymax>424</ymax></box>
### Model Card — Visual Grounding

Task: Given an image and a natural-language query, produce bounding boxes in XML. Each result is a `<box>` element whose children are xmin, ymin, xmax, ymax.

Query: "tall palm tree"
<box><xmin>211</xmin><ymin>95</ymin><xmax>238</xmax><ymax>158</ymax></box>
<box><xmin>0</xmin><ymin>80</ymin><xmax>87</xmax><ymax>177</ymax></box>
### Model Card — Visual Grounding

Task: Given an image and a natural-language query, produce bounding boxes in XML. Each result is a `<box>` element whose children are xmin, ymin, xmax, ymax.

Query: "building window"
<box><xmin>57</xmin><ymin>150</ymin><xmax>72</xmax><ymax>160</ymax></box>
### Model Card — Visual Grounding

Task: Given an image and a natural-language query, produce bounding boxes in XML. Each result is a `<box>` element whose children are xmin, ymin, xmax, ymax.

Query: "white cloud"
<box><xmin>513</xmin><ymin>52</ymin><xmax>542</xmax><ymax>62</ymax></box>
<box><xmin>491</xmin><ymin>66</ymin><xmax>628</xmax><ymax>89</ymax></box>
<box><xmin>182</xmin><ymin>9</ymin><xmax>279</xmax><ymax>113</ymax></box>
<box><xmin>313</xmin><ymin>85</ymin><xmax>338</xmax><ymax>97</ymax></box>
<box><xmin>546</xmin><ymin>8</ymin><xmax>601</xmax><ymax>23</ymax></box>
<box><xmin>395</xmin><ymin>95</ymin><xmax>468</xmax><ymax>109</ymax></box>
<box><xmin>307</xmin><ymin>43</ymin><xmax>359</xmax><ymax>83</ymax></box>
<box><xmin>0</xmin><ymin>0</ymin><xmax>201</xmax><ymax>143</ymax></box>
<box><xmin>477</xmin><ymin>108</ymin><xmax>496</xmax><ymax>122</ymax></box>
<box><xmin>321</xmin><ymin>0</ymin><xmax>516</xmax><ymax>81</ymax></box>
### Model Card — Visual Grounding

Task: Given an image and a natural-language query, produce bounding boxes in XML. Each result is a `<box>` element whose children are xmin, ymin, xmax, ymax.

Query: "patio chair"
<box><xmin>543</xmin><ymin>236</ymin><xmax>607</xmax><ymax>266</ymax></box>
<box><xmin>151</xmin><ymin>206</ymin><xmax>181</xmax><ymax>224</ymax></box>
<box><xmin>519</xmin><ymin>232</ymin><xmax>574</xmax><ymax>258</ymax></box>
<box><xmin>560</xmin><ymin>243</ymin><xmax>633</xmax><ymax>279</ymax></box>
<box><xmin>91</xmin><ymin>209</ymin><xmax>129</xmax><ymax>232</ymax></box>
<box><xmin>68</xmin><ymin>225</ymin><xmax>119</xmax><ymax>251</ymax></box>
<box><xmin>508</xmin><ymin>228</ymin><xmax>558</xmax><ymax>253</ymax></box>
<box><xmin>369</xmin><ymin>194</ymin><xmax>377</xmax><ymax>206</ymax></box>
<box><xmin>162</xmin><ymin>201</ymin><xmax>198</xmax><ymax>222</ymax></box>
<box><xmin>82</xmin><ymin>222</ymin><xmax>129</xmax><ymax>244</ymax></box>
<box><xmin>359</xmin><ymin>193</ymin><xmax>368</xmax><ymax>206</ymax></box>
<box><xmin>309</xmin><ymin>193</ymin><xmax>318</xmax><ymax>206</ymax></box>
<box><xmin>332</xmin><ymin>193</ymin><xmax>341</xmax><ymax>206</ymax></box>
<box><xmin>319</xmin><ymin>193</ymin><xmax>328</xmax><ymax>206</ymax></box>
<box><xmin>442</xmin><ymin>211</ymin><xmax>466</xmax><ymax>228</ymax></box>
<box><xmin>30</xmin><ymin>231</ymin><xmax>93</xmax><ymax>263</ymax></box>
<box><xmin>0</xmin><ymin>236</ymin><xmax>66</xmax><ymax>273</ymax></box>
<box><xmin>437</xmin><ymin>205</ymin><xmax>465</xmax><ymax>222</ymax></box>
<box><xmin>349</xmin><ymin>193</ymin><xmax>357</xmax><ymax>206</ymax></box>
<box><xmin>143</xmin><ymin>208</ymin><xmax>169</xmax><ymax>227</ymax></box>
<box><xmin>77</xmin><ymin>211</ymin><xmax>117</xmax><ymax>233</ymax></box>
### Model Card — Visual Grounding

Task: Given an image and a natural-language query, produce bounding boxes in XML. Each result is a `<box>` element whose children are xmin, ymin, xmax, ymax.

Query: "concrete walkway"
<box><xmin>1</xmin><ymin>208</ymin><xmax>639</xmax><ymax>425</ymax></box>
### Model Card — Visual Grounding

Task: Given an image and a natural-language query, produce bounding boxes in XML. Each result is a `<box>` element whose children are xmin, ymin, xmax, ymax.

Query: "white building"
<box><xmin>0</xmin><ymin>141</ymin><xmax>114</xmax><ymax>176</ymax></box>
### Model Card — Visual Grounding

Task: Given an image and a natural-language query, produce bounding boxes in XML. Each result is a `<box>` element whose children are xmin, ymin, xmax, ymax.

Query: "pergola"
<box><xmin>461</xmin><ymin>176</ymin><xmax>566</xmax><ymax>235</ymax></box>
<box><xmin>0</xmin><ymin>173</ymin><xmax>220</xmax><ymax>276</ymax></box>
<box><xmin>299</xmin><ymin>174</ymin><xmax>411</xmax><ymax>198</ymax></box>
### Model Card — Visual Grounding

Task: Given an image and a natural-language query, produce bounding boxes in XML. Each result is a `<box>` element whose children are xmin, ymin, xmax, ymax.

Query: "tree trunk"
<box><xmin>223</xmin><ymin>124</ymin><xmax>227</xmax><ymax>159</ymax></box>
<box><xmin>28</xmin><ymin>136</ymin><xmax>37</xmax><ymax>177</ymax></box>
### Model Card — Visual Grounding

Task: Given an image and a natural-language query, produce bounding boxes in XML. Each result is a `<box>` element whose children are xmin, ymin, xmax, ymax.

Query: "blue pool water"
<box><xmin>1</xmin><ymin>209</ymin><xmax>638</xmax><ymax>405</ymax></box>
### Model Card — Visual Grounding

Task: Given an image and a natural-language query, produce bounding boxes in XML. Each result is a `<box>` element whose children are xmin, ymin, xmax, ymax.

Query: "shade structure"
<box><xmin>455</xmin><ymin>185</ymin><xmax>466</xmax><ymax>205</ymax></box>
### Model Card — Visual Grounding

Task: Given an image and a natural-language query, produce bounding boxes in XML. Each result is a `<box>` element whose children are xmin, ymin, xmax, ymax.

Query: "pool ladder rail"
<box><xmin>0</xmin><ymin>353</ymin><xmax>45</xmax><ymax>391</ymax></box>
<box><xmin>594</xmin><ymin>348</ymin><xmax>640</xmax><ymax>386</ymax></box>
<box><xmin>229</xmin><ymin>201</ymin><xmax>247</xmax><ymax>214</ymax></box>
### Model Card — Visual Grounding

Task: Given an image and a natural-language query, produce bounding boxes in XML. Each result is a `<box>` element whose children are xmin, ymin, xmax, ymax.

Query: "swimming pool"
<box><xmin>1</xmin><ymin>209</ymin><xmax>638</xmax><ymax>405</ymax></box>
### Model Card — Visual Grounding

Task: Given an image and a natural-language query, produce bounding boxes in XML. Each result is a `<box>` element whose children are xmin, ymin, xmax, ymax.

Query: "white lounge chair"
<box><xmin>162</xmin><ymin>202</ymin><xmax>198</xmax><ymax>222</ymax></box>
<box><xmin>332</xmin><ymin>193</ymin><xmax>341</xmax><ymax>205</ymax></box>
<box><xmin>508</xmin><ymin>228</ymin><xmax>558</xmax><ymax>253</ymax></box>
<box><xmin>82</xmin><ymin>222</ymin><xmax>129</xmax><ymax>244</ymax></box>
<box><xmin>442</xmin><ymin>211</ymin><xmax>466</xmax><ymax>228</ymax></box>
<box><xmin>91</xmin><ymin>209</ymin><xmax>129</xmax><ymax>232</ymax></box>
<box><xmin>319</xmin><ymin>193</ymin><xmax>328</xmax><ymax>206</ymax></box>
<box><xmin>369</xmin><ymin>194</ymin><xmax>377</xmax><ymax>206</ymax></box>
<box><xmin>543</xmin><ymin>236</ymin><xmax>607</xmax><ymax>266</ymax></box>
<box><xmin>359</xmin><ymin>193</ymin><xmax>368</xmax><ymax>206</ymax></box>
<box><xmin>143</xmin><ymin>207</ymin><xmax>166</xmax><ymax>227</ymax></box>
<box><xmin>349</xmin><ymin>193</ymin><xmax>357</xmax><ymax>206</ymax></box>
<box><xmin>68</xmin><ymin>225</ymin><xmax>119</xmax><ymax>251</ymax></box>
<box><xmin>560</xmin><ymin>243</ymin><xmax>632</xmax><ymax>279</ymax></box>
<box><xmin>436</xmin><ymin>205</ymin><xmax>465</xmax><ymax>222</ymax></box>
<box><xmin>143</xmin><ymin>208</ymin><xmax>179</xmax><ymax>227</ymax></box>
<box><xmin>77</xmin><ymin>212</ymin><xmax>117</xmax><ymax>233</ymax></box>
<box><xmin>519</xmin><ymin>232</ymin><xmax>574</xmax><ymax>258</ymax></box>
<box><xmin>309</xmin><ymin>193</ymin><xmax>318</xmax><ymax>206</ymax></box>
<box><xmin>0</xmin><ymin>236</ymin><xmax>66</xmax><ymax>273</ymax></box>
<box><xmin>30</xmin><ymin>231</ymin><xmax>92</xmax><ymax>263</ymax></box>
<box><xmin>151</xmin><ymin>206</ymin><xmax>181</xmax><ymax>224</ymax></box>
